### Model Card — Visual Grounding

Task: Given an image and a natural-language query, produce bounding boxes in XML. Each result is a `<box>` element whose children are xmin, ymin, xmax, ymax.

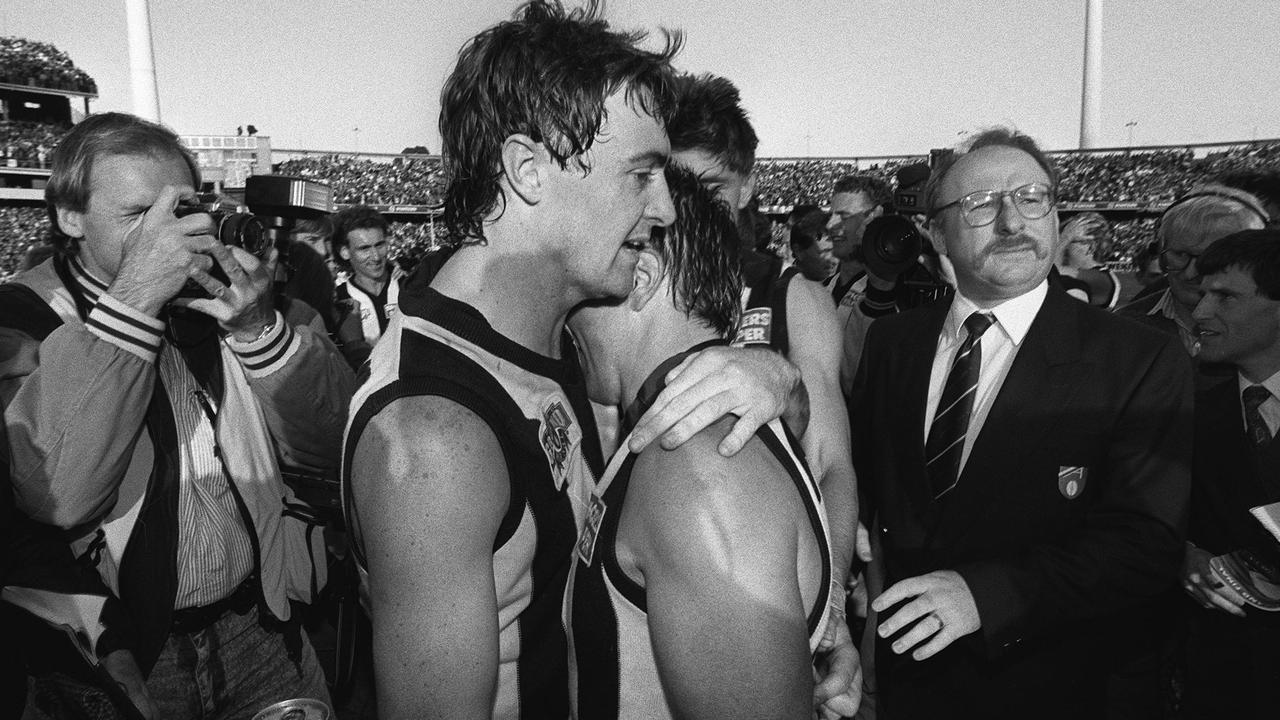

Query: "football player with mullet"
<box><xmin>341</xmin><ymin>2</ymin><xmax>859</xmax><ymax>719</ymax></box>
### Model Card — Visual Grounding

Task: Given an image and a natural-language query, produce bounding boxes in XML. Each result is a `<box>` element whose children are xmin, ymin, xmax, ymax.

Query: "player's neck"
<box><xmin>431</xmin><ymin>240</ymin><xmax>577</xmax><ymax>358</ymax></box>
<box><xmin>617</xmin><ymin>320</ymin><xmax>720</xmax><ymax>411</ymax></box>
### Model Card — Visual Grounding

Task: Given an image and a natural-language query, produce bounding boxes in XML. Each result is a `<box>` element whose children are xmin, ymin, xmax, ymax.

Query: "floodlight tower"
<box><xmin>125</xmin><ymin>0</ymin><xmax>161</xmax><ymax>121</ymax></box>
<box><xmin>1078</xmin><ymin>0</ymin><xmax>1103</xmax><ymax>148</ymax></box>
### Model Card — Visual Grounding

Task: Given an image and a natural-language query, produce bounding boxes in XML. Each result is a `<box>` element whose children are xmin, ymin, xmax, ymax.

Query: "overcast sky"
<box><xmin>5</xmin><ymin>1</ymin><xmax>1279</xmax><ymax>157</ymax></box>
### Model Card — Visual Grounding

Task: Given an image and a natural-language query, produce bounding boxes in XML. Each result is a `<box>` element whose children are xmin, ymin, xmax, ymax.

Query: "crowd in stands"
<box><xmin>1</xmin><ymin>114</ymin><xmax>1278</xmax><ymax>277</ymax></box>
<box><xmin>1</xmin><ymin>121</ymin><xmax>61</xmax><ymax>169</ymax></box>
<box><xmin>0</xmin><ymin>37</ymin><xmax>97</xmax><ymax>94</ymax></box>
<box><xmin>274</xmin><ymin>154</ymin><xmax>445</xmax><ymax>205</ymax></box>
<box><xmin>0</xmin><ymin>207</ymin><xmax>47</xmax><ymax>279</ymax></box>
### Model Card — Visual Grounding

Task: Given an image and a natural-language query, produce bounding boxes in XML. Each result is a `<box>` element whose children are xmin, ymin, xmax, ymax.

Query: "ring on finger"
<box><xmin>213</xmin><ymin>285</ymin><xmax>227</xmax><ymax>298</ymax></box>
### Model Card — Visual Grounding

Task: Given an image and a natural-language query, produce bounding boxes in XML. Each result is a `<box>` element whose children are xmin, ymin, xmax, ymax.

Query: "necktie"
<box><xmin>1243</xmin><ymin>385</ymin><xmax>1273</xmax><ymax>446</ymax></box>
<box><xmin>926</xmin><ymin>312</ymin><xmax>995</xmax><ymax>498</ymax></box>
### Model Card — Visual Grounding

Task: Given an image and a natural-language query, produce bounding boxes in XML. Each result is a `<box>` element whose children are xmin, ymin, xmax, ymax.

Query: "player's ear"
<box><xmin>501</xmin><ymin>133</ymin><xmax>544</xmax><ymax>205</ymax></box>
<box><xmin>338</xmin><ymin>244</ymin><xmax>351</xmax><ymax>262</ymax></box>
<box><xmin>56</xmin><ymin>206</ymin><xmax>86</xmax><ymax>239</ymax></box>
<box><xmin>629</xmin><ymin>246</ymin><xmax>665</xmax><ymax>311</ymax></box>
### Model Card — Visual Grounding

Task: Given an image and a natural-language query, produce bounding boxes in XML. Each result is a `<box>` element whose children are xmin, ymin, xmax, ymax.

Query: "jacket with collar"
<box><xmin>0</xmin><ymin>257</ymin><xmax>355</xmax><ymax>673</ymax></box>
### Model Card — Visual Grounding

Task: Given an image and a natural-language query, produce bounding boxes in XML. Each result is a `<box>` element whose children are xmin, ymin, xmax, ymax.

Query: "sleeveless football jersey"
<box><xmin>566</xmin><ymin>346</ymin><xmax>833</xmax><ymax>719</ymax></box>
<box><xmin>343</xmin><ymin>284</ymin><xmax>601</xmax><ymax>719</ymax></box>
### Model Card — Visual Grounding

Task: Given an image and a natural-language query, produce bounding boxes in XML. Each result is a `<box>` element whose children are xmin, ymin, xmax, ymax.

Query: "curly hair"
<box><xmin>438</xmin><ymin>0</ymin><xmax>682</xmax><ymax>244</ymax></box>
<box><xmin>652</xmin><ymin>163</ymin><xmax>742</xmax><ymax>337</ymax></box>
<box><xmin>666</xmin><ymin>73</ymin><xmax>758</xmax><ymax>176</ymax></box>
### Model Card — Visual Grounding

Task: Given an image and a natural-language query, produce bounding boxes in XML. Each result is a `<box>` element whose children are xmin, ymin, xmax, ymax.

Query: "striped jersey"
<box><xmin>566</xmin><ymin>347</ymin><xmax>834</xmax><ymax>719</ymax></box>
<box><xmin>343</xmin><ymin>284</ymin><xmax>602</xmax><ymax>719</ymax></box>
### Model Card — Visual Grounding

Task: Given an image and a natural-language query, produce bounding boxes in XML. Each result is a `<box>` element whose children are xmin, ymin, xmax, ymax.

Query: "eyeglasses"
<box><xmin>929</xmin><ymin>182</ymin><xmax>1055</xmax><ymax>228</ymax></box>
<box><xmin>1159</xmin><ymin>248</ymin><xmax>1201</xmax><ymax>272</ymax></box>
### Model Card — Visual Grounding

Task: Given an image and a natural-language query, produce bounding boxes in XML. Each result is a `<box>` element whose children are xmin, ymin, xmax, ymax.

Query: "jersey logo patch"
<box><xmin>539</xmin><ymin>397</ymin><xmax>577</xmax><ymax>491</ymax></box>
<box><xmin>733</xmin><ymin>307</ymin><xmax>773</xmax><ymax>347</ymax></box>
<box><xmin>1058</xmin><ymin>466</ymin><xmax>1087</xmax><ymax>499</ymax></box>
<box><xmin>576</xmin><ymin>493</ymin><xmax>608</xmax><ymax>565</ymax></box>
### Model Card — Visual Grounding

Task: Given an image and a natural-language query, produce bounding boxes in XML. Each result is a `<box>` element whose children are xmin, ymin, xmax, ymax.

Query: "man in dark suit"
<box><xmin>1180</xmin><ymin>229</ymin><xmax>1280</xmax><ymax>717</ymax></box>
<box><xmin>852</xmin><ymin>128</ymin><xmax>1193</xmax><ymax>720</ymax></box>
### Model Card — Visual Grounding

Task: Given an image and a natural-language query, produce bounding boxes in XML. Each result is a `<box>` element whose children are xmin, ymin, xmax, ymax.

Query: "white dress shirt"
<box><xmin>924</xmin><ymin>281</ymin><xmax>1049</xmax><ymax>474</ymax></box>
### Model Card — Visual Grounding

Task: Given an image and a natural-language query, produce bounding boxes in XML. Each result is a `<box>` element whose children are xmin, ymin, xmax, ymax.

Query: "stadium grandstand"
<box><xmin>4</xmin><ymin>35</ymin><xmax>1280</xmax><ymax>281</ymax></box>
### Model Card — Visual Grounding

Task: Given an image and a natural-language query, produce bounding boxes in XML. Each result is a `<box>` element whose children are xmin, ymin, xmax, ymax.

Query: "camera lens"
<box><xmin>863</xmin><ymin>215</ymin><xmax>923</xmax><ymax>277</ymax></box>
<box><xmin>217</xmin><ymin>214</ymin><xmax>270</xmax><ymax>257</ymax></box>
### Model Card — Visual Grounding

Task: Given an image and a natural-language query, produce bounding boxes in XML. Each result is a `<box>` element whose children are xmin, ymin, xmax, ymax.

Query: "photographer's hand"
<box><xmin>172</xmin><ymin>245</ymin><xmax>278</xmax><ymax>341</ymax></box>
<box><xmin>107</xmin><ymin>185</ymin><xmax>218</xmax><ymax>317</ymax></box>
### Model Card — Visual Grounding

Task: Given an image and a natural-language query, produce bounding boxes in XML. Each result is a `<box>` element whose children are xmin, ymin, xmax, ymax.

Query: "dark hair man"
<box><xmin>1180</xmin><ymin>229</ymin><xmax>1280</xmax><ymax>717</ymax></box>
<box><xmin>854</xmin><ymin>127</ymin><xmax>1193</xmax><ymax>719</ymax></box>
<box><xmin>332</xmin><ymin>205</ymin><xmax>403</xmax><ymax>365</ymax></box>
<box><xmin>341</xmin><ymin>3</ymin><xmax>819</xmax><ymax>718</ymax></box>
<box><xmin>566</xmin><ymin>165</ymin><xmax>852</xmax><ymax>718</ymax></box>
<box><xmin>790</xmin><ymin>207</ymin><xmax>837</xmax><ymax>282</ymax></box>
<box><xmin>0</xmin><ymin>112</ymin><xmax>353</xmax><ymax>718</ymax></box>
<box><xmin>665</xmin><ymin>76</ymin><xmax>863</xmax><ymax>682</ymax></box>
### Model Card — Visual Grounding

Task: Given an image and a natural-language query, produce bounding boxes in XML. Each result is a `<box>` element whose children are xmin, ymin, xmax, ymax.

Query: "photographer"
<box><xmin>0</xmin><ymin>112</ymin><xmax>353</xmax><ymax>719</ymax></box>
<box><xmin>826</xmin><ymin>169</ymin><xmax>949</xmax><ymax>396</ymax></box>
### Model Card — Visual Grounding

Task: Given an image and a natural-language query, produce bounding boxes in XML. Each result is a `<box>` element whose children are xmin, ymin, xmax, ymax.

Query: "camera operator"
<box><xmin>826</xmin><ymin>168</ymin><xmax>950</xmax><ymax>396</ymax></box>
<box><xmin>0</xmin><ymin>112</ymin><xmax>354</xmax><ymax>719</ymax></box>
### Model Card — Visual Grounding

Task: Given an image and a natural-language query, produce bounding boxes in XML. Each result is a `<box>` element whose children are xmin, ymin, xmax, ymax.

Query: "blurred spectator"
<box><xmin>1131</xmin><ymin>240</ymin><xmax>1165</xmax><ymax>287</ymax></box>
<box><xmin>789</xmin><ymin>208</ymin><xmax>836</xmax><ymax>281</ymax></box>
<box><xmin>1055</xmin><ymin>212</ymin><xmax>1121</xmax><ymax>308</ymax></box>
<box><xmin>1</xmin><ymin>121</ymin><xmax>63</xmax><ymax>169</ymax></box>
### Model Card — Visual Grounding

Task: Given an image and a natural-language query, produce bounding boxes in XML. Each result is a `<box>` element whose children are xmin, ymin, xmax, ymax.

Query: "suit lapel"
<box><xmin>929</xmin><ymin>287</ymin><xmax>1086</xmax><ymax>547</ymax></box>
<box><xmin>1201</xmin><ymin>381</ymin><xmax>1277</xmax><ymax>507</ymax></box>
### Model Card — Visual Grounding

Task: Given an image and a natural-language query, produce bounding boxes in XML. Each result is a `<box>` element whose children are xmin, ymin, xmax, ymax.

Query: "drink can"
<box><xmin>252</xmin><ymin>697</ymin><xmax>331</xmax><ymax>720</ymax></box>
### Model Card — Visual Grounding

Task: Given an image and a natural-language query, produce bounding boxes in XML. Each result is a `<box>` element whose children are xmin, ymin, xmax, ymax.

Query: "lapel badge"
<box><xmin>1058</xmin><ymin>466</ymin><xmax>1087</xmax><ymax>500</ymax></box>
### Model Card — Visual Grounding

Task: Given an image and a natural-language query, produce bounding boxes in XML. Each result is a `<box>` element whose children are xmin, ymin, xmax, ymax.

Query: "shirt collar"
<box><xmin>1152</xmin><ymin>289</ymin><xmax>1194</xmax><ymax>331</ymax></box>
<box><xmin>1239</xmin><ymin>367</ymin><xmax>1280</xmax><ymax>400</ymax></box>
<box><xmin>66</xmin><ymin>255</ymin><xmax>109</xmax><ymax>306</ymax></box>
<box><xmin>945</xmin><ymin>280</ymin><xmax>1048</xmax><ymax>346</ymax></box>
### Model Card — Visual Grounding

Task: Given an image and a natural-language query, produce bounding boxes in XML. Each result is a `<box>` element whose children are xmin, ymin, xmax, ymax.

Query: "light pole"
<box><xmin>353</xmin><ymin>127</ymin><xmax>361</xmax><ymax>154</ymax></box>
<box><xmin>1079</xmin><ymin>0</ymin><xmax>1103</xmax><ymax>148</ymax></box>
<box><xmin>1125</xmin><ymin>120</ymin><xmax>1137</xmax><ymax>147</ymax></box>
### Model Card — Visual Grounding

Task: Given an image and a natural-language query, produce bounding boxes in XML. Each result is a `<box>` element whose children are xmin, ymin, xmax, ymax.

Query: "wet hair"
<box><xmin>331</xmin><ymin>205</ymin><xmax>390</xmax><ymax>271</ymax></box>
<box><xmin>438</xmin><ymin>0</ymin><xmax>681</xmax><ymax>243</ymax></box>
<box><xmin>924</xmin><ymin>127</ymin><xmax>1058</xmax><ymax>215</ymax></box>
<box><xmin>1197</xmin><ymin>228</ymin><xmax>1280</xmax><ymax>301</ymax></box>
<box><xmin>832</xmin><ymin>174</ymin><xmax>892</xmax><ymax>207</ymax></box>
<box><xmin>666</xmin><ymin>73</ymin><xmax>758</xmax><ymax>176</ymax></box>
<box><xmin>652</xmin><ymin>163</ymin><xmax>742</xmax><ymax>337</ymax></box>
<box><xmin>45</xmin><ymin>112</ymin><xmax>200</xmax><ymax>256</ymax></box>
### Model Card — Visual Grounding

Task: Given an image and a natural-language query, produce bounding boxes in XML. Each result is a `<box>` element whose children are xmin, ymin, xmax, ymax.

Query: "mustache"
<box><xmin>992</xmin><ymin>234</ymin><xmax>1049</xmax><ymax>258</ymax></box>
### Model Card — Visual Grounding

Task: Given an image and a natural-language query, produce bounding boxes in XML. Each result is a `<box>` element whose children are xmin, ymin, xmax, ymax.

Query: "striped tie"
<box><xmin>1243</xmin><ymin>385</ymin><xmax>1273</xmax><ymax>446</ymax></box>
<box><xmin>926</xmin><ymin>312</ymin><xmax>995</xmax><ymax>499</ymax></box>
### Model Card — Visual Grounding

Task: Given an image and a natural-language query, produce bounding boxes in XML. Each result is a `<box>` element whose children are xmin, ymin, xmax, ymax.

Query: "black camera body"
<box><xmin>175</xmin><ymin>175</ymin><xmax>332</xmax><ymax>298</ymax></box>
